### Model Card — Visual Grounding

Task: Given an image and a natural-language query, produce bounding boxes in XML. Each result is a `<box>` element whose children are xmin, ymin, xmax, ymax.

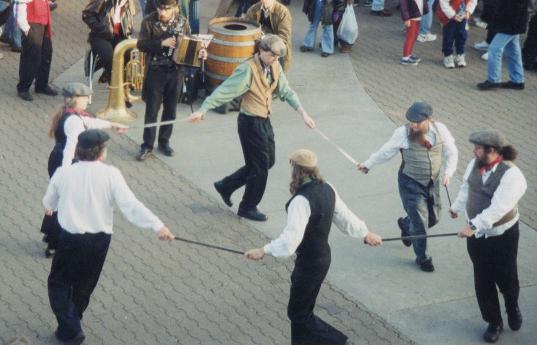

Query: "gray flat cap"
<box><xmin>405</xmin><ymin>101</ymin><xmax>433</xmax><ymax>123</ymax></box>
<box><xmin>78</xmin><ymin>129</ymin><xmax>110</xmax><ymax>149</ymax></box>
<box><xmin>62</xmin><ymin>82</ymin><xmax>92</xmax><ymax>98</ymax></box>
<box><xmin>259</xmin><ymin>34</ymin><xmax>287</xmax><ymax>58</ymax></box>
<box><xmin>469</xmin><ymin>129</ymin><xmax>507</xmax><ymax>148</ymax></box>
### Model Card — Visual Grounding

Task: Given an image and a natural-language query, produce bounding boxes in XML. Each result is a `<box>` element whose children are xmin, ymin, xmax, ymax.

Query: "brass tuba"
<box><xmin>96</xmin><ymin>38</ymin><xmax>145</xmax><ymax>124</ymax></box>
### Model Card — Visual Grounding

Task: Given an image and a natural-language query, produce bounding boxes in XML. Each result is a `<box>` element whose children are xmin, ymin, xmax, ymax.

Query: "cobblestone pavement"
<box><xmin>0</xmin><ymin>2</ymin><xmax>412</xmax><ymax>345</ymax></box>
<box><xmin>349</xmin><ymin>4</ymin><xmax>537</xmax><ymax>229</ymax></box>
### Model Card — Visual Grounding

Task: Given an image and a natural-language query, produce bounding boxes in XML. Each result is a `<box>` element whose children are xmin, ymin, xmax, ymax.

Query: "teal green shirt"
<box><xmin>199</xmin><ymin>62</ymin><xmax>302</xmax><ymax>116</ymax></box>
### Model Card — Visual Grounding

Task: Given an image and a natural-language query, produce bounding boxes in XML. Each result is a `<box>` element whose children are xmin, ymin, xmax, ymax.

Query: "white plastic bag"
<box><xmin>337</xmin><ymin>4</ymin><xmax>359</xmax><ymax>45</ymax></box>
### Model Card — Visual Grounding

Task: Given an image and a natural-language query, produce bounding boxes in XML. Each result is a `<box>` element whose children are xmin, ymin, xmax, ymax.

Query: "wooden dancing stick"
<box><xmin>129</xmin><ymin>117</ymin><xmax>191</xmax><ymax>129</ymax></box>
<box><xmin>382</xmin><ymin>232</ymin><xmax>459</xmax><ymax>242</ymax></box>
<box><xmin>314</xmin><ymin>128</ymin><xmax>359</xmax><ymax>165</ymax></box>
<box><xmin>174</xmin><ymin>236</ymin><xmax>244</xmax><ymax>255</ymax></box>
<box><xmin>445</xmin><ymin>185</ymin><xmax>453</xmax><ymax>208</ymax></box>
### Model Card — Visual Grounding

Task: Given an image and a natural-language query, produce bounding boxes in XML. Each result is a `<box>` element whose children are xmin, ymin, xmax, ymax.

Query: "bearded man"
<box><xmin>357</xmin><ymin>101</ymin><xmax>458</xmax><ymax>272</ymax></box>
<box><xmin>450</xmin><ymin>130</ymin><xmax>526</xmax><ymax>343</ymax></box>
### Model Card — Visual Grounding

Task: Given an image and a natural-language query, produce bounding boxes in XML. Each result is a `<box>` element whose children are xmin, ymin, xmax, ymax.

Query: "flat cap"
<box><xmin>289</xmin><ymin>149</ymin><xmax>317</xmax><ymax>168</ymax></box>
<box><xmin>156</xmin><ymin>0</ymin><xmax>177</xmax><ymax>9</ymax></box>
<box><xmin>469</xmin><ymin>129</ymin><xmax>507</xmax><ymax>148</ymax></box>
<box><xmin>78</xmin><ymin>129</ymin><xmax>110</xmax><ymax>150</ymax></box>
<box><xmin>62</xmin><ymin>82</ymin><xmax>92</xmax><ymax>98</ymax></box>
<box><xmin>405</xmin><ymin>101</ymin><xmax>433</xmax><ymax>123</ymax></box>
<box><xmin>259</xmin><ymin>34</ymin><xmax>287</xmax><ymax>58</ymax></box>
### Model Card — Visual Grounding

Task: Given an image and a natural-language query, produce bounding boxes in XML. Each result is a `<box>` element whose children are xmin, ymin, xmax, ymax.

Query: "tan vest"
<box><xmin>241</xmin><ymin>54</ymin><xmax>280</xmax><ymax>118</ymax></box>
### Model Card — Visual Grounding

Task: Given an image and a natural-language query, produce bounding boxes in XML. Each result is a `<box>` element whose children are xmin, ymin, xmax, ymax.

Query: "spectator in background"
<box><xmin>436</xmin><ymin>0</ymin><xmax>477</xmax><ymax>68</ymax></box>
<box><xmin>417</xmin><ymin>0</ymin><xmax>437</xmax><ymax>42</ymax></box>
<box><xmin>301</xmin><ymin>0</ymin><xmax>344</xmax><ymax>57</ymax></box>
<box><xmin>15</xmin><ymin>0</ymin><xmax>58</xmax><ymax>102</ymax></box>
<box><xmin>522</xmin><ymin>12</ymin><xmax>537</xmax><ymax>70</ymax></box>
<box><xmin>332</xmin><ymin>0</ymin><xmax>352</xmax><ymax>53</ymax></box>
<box><xmin>473</xmin><ymin>0</ymin><xmax>498</xmax><ymax>61</ymax></box>
<box><xmin>477</xmin><ymin>0</ymin><xmax>528</xmax><ymax>90</ymax></box>
<box><xmin>371</xmin><ymin>0</ymin><xmax>392</xmax><ymax>16</ymax></box>
<box><xmin>0</xmin><ymin>1</ymin><xmax>23</xmax><ymax>53</ymax></box>
<box><xmin>400</xmin><ymin>0</ymin><xmax>428</xmax><ymax>65</ymax></box>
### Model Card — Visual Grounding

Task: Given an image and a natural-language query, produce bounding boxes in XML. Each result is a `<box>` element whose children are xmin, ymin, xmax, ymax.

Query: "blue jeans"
<box><xmin>371</xmin><ymin>0</ymin><xmax>385</xmax><ymax>11</ymax></box>
<box><xmin>398</xmin><ymin>172</ymin><xmax>441</xmax><ymax>264</ymax></box>
<box><xmin>302</xmin><ymin>0</ymin><xmax>334</xmax><ymax>54</ymax></box>
<box><xmin>1</xmin><ymin>10</ymin><xmax>22</xmax><ymax>48</ymax></box>
<box><xmin>442</xmin><ymin>19</ymin><xmax>467</xmax><ymax>56</ymax></box>
<box><xmin>419</xmin><ymin>0</ymin><xmax>435</xmax><ymax>35</ymax></box>
<box><xmin>487</xmin><ymin>33</ymin><xmax>524</xmax><ymax>84</ymax></box>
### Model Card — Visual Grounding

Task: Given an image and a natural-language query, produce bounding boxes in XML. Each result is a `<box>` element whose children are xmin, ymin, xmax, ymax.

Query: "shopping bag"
<box><xmin>337</xmin><ymin>4</ymin><xmax>359</xmax><ymax>45</ymax></box>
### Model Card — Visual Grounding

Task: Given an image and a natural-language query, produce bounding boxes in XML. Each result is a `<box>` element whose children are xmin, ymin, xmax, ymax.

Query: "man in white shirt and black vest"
<box><xmin>450</xmin><ymin>129</ymin><xmax>526</xmax><ymax>344</ymax></box>
<box><xmin>43</xmin><ymin>129</ymin><xmax>174</xmax><ymax>344</ymax></box>
<box><xmin>246</xmin><ymin>149</ymin><xmax>382</xmax><ymax>345</ymax></box>
<box><xmin>357</xmin><ymin>101</ymin><xmax>458</xmax><ymax>272</ymax></box>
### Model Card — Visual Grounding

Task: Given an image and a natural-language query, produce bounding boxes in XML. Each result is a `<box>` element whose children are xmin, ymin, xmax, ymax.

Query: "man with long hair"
<box><xmin>43</xmin><ymin>129</ymin><xmax>174</xmax><ymax>344</ymax></box>
<box><xmin>358</xmin><ymin>101</ymin><xmax>458</xmax><ymax>272</ymax></box>
<box><xmin>246</xmin><ymin>149</ymin><xmax>381</xmax><ymax>345</ymax></box>
<box><xmin>450</xmin><ymin>130</ymin><xmax>526</xmax><ymax>343</ymax></box>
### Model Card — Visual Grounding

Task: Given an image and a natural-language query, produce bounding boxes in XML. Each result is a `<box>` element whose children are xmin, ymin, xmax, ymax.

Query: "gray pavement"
<box><xmin>1</xmin><ymin>1</ymin><xmax>412</xmax><ymax>345</ymax></box>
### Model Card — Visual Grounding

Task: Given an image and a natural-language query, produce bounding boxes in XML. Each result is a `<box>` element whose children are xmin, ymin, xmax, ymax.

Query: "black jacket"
<box><xmin>302</xmin><ymin>0</ymin><xmax>345</xmax><ymax>25</ymax></box>
<box><xmin>82</xmin><ymin>0</ymin><xmax>135</xmax><ymax>40</ymax></box>
<box><xmin>491</xmin><ymin>0</ymin><xmax>529</xmax><ymax>35</ymax></box>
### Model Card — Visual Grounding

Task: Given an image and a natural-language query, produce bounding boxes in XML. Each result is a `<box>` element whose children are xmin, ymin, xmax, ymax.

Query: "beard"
<box><xmin>475</xmin><ymin>156</ymin><xmax>488</xmax><ymax>168</ymax></box>
<box><xmin>408</xmin><ymin>127</ymin><xmax>426</xmax><ymax>143</ymax></box>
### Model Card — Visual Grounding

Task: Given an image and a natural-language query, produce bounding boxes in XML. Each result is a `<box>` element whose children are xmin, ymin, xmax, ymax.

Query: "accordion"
<box><xmin>173</xmin><ymin>35</ymin><xmax>203</xmax><ymax>68</ymax></box>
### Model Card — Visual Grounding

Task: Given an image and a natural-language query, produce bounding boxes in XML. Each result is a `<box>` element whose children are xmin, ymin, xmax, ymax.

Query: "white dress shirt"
<box><xmin>43</xmin><ymin>161</ymin><xmax>164</xmax><ymax>234</ymax></box>
<box><xmin>363</xmin><ymin>122</ymin><xmax>458</xmax><ymax>178</ymax></box>
<box><xmin>263</xmin><ymin>184</ymin><xmax>369</xmax><ymax>258</ymax></box>
<box><xmin>61</xmin><ymin>115</ymin><xmax>111</xmax><ymax>168</ymax></box>
<box><xmin>451</xmin><ymin>159</ymin><xmax>527</xmax><ymax>238</ymax></box>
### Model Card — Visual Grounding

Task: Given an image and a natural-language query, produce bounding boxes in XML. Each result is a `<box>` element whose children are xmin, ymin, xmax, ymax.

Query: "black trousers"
<box><xmin>89</xmin><ymin>36</ymin><xmax>121</xmax><ymax>78</ymax></box>
<box><xmin>17</xmin><ymin>23</ymin><xmax>52</xmax><ymax>92</ymax></box>
<box><xmin>141</xmin><ymin>66</ymin><xmax>181</xmax><ymax>150</ymax></box>
<box><xmin>48</xmin><ymin>230</ymin><xmax>111</xmax><ymax>339</ymax></box>
<box><xmin>219</xmin><ymin>113</ymin><xmax>275</xmax><ymax>211</ymax></box>
<box><xmin>288</xmin><ymin>255</ymin><xmax>347</xmax><ymax>345</ymax></box>
<box><xmin>523</xmin><ymin>14</ymin><xmax>537</xmax><ymax>67</ymax></box>
<box><xmin>467</xmin><ymin>222</ymin><xmax>520</xmax><ymax>325</ymax></box>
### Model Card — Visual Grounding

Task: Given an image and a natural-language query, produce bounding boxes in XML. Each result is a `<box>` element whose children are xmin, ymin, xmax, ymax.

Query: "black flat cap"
<box><xmin>469</xmin><ymin>129</ymin><xmax>507</xmax><ymax>148</ymax></box>
<box><xmin>78</xmin><ymin>129</ymin><xmax>110</xmax><ymax>149</ymax></box>
<box><xmin>157</xmin><ymin>0</ymin><xmax>177</xmax><ymax>8</ymax></box>
<box><xmin>405</xmin><ymin>101</ymin><xmax>433</xmax><ymax>123</ymax></box>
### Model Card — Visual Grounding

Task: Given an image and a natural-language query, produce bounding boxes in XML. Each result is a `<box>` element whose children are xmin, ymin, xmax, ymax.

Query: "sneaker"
<box><xmin>474</xmin><ymin>40</ymin><xmax>489</xmax><ymax>51</ymax></box>
<box><xmin>410</xmin><ymin>55</ymin><xmax>421</xmax><ymax>63</ymax></box>
<box><xmin>443</xmin><ymin>55</ymin><xmax>455</xmax><ymax>68</ymax></box>
<box><xmin>473</xmin><ymin>17</ymin><xmax>488</xmax><ymax>29</ymax></box>
<box><xmin>400</xmin><ymin>56</ymin><xmax>418</xmax><ymax>66</ymax></box>
<box><xmin>481</xmin><ymin>52</ymin><xmax>489</xmax><ymax>61</ymax></box>
<box><xmin>455</xmin><ymin>53</ymin><xmax>467</xmax><ymax>67</ymax></box>
<box><xmin>417</xmin><ymin>33</ymin><xmax>437</xmax><ymax>42</ymax></box>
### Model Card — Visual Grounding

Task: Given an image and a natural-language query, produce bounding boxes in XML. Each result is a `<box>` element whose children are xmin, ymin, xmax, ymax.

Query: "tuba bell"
<box><xmin>96</xmin><ymin>38</ymin><xmax>145</xmax><ymax>124</ymax></box>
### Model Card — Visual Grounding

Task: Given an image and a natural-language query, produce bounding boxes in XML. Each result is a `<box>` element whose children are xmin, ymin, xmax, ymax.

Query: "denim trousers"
<box><xmin>302</xmin><ymin>0</ymin><xmax>334</xmax><ymax>54</ymax></box>
<box><xmin>419</xmin><ymin>0</ymin><xmax>435</xmax><ymax>35</ymax></box>
<box><xmin>371</xmin><ymin>0</ymin><xmax>385</xmax><ymax>11</ymax></box>
<box><xmin>487</xmin><ymin>33</ymin><xmax>524</xmax><ymax>83</ymax></box>
<box><xmin>1</xmin><ymin>11</ymin><xmax>22</xmax><ymax>48</ymax></box>
<box><xmin>398</xmin><ymin>172</ymin><xmax>440</xmax><ymax>264</ymax></box>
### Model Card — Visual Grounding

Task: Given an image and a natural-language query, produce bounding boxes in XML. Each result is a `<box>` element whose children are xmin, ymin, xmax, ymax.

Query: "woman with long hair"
<box><xmin>41</xmin><ymin>82</ymin><xmax>127</xmax><ymax>257</ymax></box>
<box><xmin>246</xmin><ymin>149</ymin><xmax>382</xmax><ymax>345</ymax></box>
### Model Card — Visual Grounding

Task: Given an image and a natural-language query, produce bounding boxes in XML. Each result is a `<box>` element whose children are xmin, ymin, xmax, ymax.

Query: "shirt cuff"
<box><xmin>152</xmin><ymin>220</ymin><xmax>165</xmax><ymax>232</ymax></box>
<box><xmin>262</xmin><ymin>243</ymin><xmax>272</xmax><ymax>256</ymax></box>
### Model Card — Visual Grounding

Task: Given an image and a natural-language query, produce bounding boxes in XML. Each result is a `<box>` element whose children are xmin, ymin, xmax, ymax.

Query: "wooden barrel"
<box><xmin>206</xmin><ymin>17</ymin><xmax>262</xmax><ymax>89</ymax></box>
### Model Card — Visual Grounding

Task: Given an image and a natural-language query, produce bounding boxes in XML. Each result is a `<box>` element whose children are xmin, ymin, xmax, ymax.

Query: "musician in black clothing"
<box><xmin>136</xmin><ymin>0</ymin><xmax>205</xmax><ymax>161</ymax></box>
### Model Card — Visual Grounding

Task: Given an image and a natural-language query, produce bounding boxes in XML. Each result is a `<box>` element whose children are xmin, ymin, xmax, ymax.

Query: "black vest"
<box><xmin>53</xmin><ymin>112</ymin><xmax>77</xmax><ymax>152</ymax></box>
<box><xmin>286</xmin><ymin>180</ymin><xmax>336</xmax><ymax>261</ymax></box>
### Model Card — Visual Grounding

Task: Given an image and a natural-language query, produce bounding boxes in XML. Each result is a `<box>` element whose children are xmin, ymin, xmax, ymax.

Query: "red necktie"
<box><xmin>480</xmin><ymin>157</ymin><xmax>503</xmax><ymax>176</ymax></box>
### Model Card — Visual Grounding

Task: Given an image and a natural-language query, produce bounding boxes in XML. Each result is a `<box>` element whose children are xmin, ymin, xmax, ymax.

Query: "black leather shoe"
<box><xmin>157</xmin><ymin>144</ymin><xmax>174</xmax><ymax>157</ymax></box>
<box><xmin>35</xmin><ymin>85</ymin><xmax>58</xmax><ymax>96</ymax></box>
<box><xmin>370</xmin><ymin>9</ymin><xmax>392</xmax><ymax>16</ymax></box>
<box><xmin>238</xmin><ymin>208</ymin><xmax>268</xmax><ymax>222</ymax></box>
<box><xmin>500</xmin><ymin>81</ymin><xmax>525</xmax><ymax>90</ymax></box>
<box><xmin>55</xmin><ymin>330</ymin><xmax>86</xmax><ymax>345</ymax></box>
<box><xmin>483</xmin><ymin>322</ymin><xmax>503</xmax><ymax>343</ymax></box>
<box><xmin>11</xmin><ymin>46</ymin><xmax>22</xmax><ymax>53</ymax></box>
<box><xmin>321</xmin><ymin>52</ymin><xmax>330</xmax><ymax>57</ymax></box>
<box><xmin>418</xmin><ymin>259</ymin><xmax>435</xmax><ymax>272</ymax></box>
<box><xmin>507</xmin><ymin>306</ymin><xmax>522</xmax><ymax>331</ymax></box>
<box><xmin>300</xmin><ymin>45</ymin><xmax>313</xmax><ymax>52</ymax></box>
<box><xmin>136</xmin><ymin>148</ymin><xmax>153</xmax><ymax>161</ymax></box>
<box><xmin>477</xmin><ymin>80</ymin><xmax>500</xmax><ymax>91</ymax></box>
<box><xmin>397</xmin><ymin>217</ymin><xmax>412</xmax><ymax>247</ymax></box>
<box><xmin>214</xmin><ymin>181</ymin><xmax>232</xmax><ymax>207</ymax></box>
<box><xmin>18</xmin><ymin>90</ymin><xmax>33</xmax><ymax>101</ymax></box>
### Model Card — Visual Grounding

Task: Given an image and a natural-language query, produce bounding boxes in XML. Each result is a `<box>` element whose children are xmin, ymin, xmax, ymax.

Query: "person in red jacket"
<box><xmin>15</xmin><ymin>0</ymin><xmax>58</xmax><ymax>101</ymax></box>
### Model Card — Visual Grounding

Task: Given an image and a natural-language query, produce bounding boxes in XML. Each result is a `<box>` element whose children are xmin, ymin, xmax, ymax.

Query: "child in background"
<box><xmin>400</xmin><ymin>0</ymin><xmax>428</xmax><ymax>65</ymax></box>
<box><xmin>436</xmin><ymin>0</ymin><xmax>477</xmax><ymax>68</ymax></box>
